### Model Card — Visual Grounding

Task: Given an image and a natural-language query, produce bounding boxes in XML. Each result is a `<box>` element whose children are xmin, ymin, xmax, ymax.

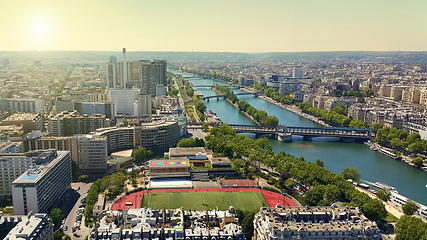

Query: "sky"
<box><xmin>0</xmin><ymin>0</ymin><xmax>426</xmax><ymax>52</ymax></box>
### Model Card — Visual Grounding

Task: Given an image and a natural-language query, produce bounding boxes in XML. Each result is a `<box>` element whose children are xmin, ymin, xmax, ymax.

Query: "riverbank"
<box><xmin>212</xmin><ymin>87</ymin><xmax>262</xmax><ymax>126</ymax></box>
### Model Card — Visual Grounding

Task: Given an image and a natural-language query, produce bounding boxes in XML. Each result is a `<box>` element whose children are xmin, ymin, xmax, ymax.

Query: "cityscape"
<box><xmin>1</xmin><ymin>1</ymin><xmax>427</xmax><ymax>240</ymax></box>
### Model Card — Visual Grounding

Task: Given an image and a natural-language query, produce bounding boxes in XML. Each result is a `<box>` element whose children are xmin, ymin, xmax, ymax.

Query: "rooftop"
<box><xmin>169</xmin><ymin>147</ymin><xmax>206</xmax><ymax>157</ymax></box>
<box><xmin>2</xmin><ymin>113</ymin><xmax>41</xmax><ymax>122</ymax></box>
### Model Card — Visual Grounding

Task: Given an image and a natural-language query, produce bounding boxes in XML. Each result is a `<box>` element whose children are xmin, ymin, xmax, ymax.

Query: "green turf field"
<box><xmin>141</xmin><ymin>191</ymin><xmax>268</xmax><ymax>211</ymax></box>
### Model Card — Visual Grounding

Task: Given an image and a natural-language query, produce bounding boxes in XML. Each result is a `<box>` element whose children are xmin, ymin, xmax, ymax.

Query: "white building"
<box><xmin>12</xmin><ymin>150</ymin><xmax>72</xmax><ymax>215</ymax></box>
<box><xmin>137</xmin><ymin>94</ymin><xmax>152</xmax><ymax>117</ymax></box>
<box><xmin>0</xmin><ymin>150</ymin><xmax>57</xmax><ymax>200</ymax></box>
<box><xmin>293</xmin><ymin>68</ymin><xmax>304</xmax><ymax>78</ymax></box>
<box><xmin>108</xmin><ymin>89</ymin><xmax>140</xmax><ymax>116</ymax></box>
<box><xmin>4</xmin><ymin>213</ymin><xmax>53</xmax><ymax>240</ymax></box>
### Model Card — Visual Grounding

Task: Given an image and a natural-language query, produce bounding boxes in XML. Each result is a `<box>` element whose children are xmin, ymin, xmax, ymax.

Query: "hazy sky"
<box><xmin>1</xmin><ymin>0</ymin><xmax>426</xmax><ymax>52</ymax></box>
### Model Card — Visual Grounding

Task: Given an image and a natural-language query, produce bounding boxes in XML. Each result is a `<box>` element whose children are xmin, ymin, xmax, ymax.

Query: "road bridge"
<box><xmin>188</xmin><ymin>123</ymin><xmax>377</xmax><ymax>142</ymax></box>
<box><xmin>200</xmin><ymin>91</ymin><xmax>263</xmax><ymax>101</ymax></box>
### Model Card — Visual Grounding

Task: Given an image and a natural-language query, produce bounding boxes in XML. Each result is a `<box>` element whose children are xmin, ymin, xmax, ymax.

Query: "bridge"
<box><xmin>188</xmin><ymin>123</ymin><xmax>377</xmax><ymax>142</ymax></box>
<box><xmin>192</xmin><ymin>84</ymin><xmax>239</xmax><ymax>88</ymax></box>
<box><xmin>200</xmin><ymin>92</ymin><xmax>262</xmax><ymax>101</ymax></box>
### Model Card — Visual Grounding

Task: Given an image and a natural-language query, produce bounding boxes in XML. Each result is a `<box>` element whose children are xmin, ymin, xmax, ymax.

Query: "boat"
<box><xmin>378</xmin><ymin>148</ymin><xmax>399</xmax><ymax>160</ymax></box>
<box><xmin>358</xmin><ymin>183</ymin><xmax>370</xmax><ymax>189</ymax></box>
<box><xmin>372</xmin><ymin>182</ymin><xmax>398</xmax><ymax>193</ymax></box>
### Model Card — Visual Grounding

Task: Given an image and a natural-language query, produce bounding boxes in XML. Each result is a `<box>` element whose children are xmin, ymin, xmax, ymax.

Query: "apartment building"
<box><xmin>4</xmin><ymin>213</ymin><xmax>53</xmax><ymax>240</ymax></box>
<box><xmin>48</xmin><ymin>110</ymin><xmax>110</xmax><ymax>137</ymax></box>
<box><xmin>253</xmin><ymin>206</ymin><xmax>381</xmax><ymax>240</ymax></box>
<box><xmin>12</xmin><ymin>150</ymin><xmax>72</xmax><ymax>215</ymax></box>
<box><xmin>0</xmin><ymin>113</ymin><xmax>44</xmax><ymax>133</ymax></box>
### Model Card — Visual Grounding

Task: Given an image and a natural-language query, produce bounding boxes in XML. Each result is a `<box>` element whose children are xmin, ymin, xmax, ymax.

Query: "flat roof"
<box><xmin>169</xmin><ymin>147</ymin><xmax>206</xmax><ymax>156</ymax></box>
<box><xmin>150</xmin><ymin>159</ymin><xmax>190</xmax><ymax>168</ymax></box>
<box><xmin>210</xmin><ymin>157</ymin><xmax>230</xmax><ymax>165</ymax></box>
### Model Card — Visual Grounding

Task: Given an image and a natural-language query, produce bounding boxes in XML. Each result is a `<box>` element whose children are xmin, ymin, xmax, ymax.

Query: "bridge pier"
<box><xmin>303</xmin><ymin>136</ymin><xmax>312</xmax><ymax>141</ymax></box>
<box><xmin>277</xmin><ymin>133</ymin><xmax>292</xmax><ymax>142</ymax></box>
<box><xmin>207</xmin><ymin>98</ymin><xmax>209</xmax><ymax>102</ymax></box>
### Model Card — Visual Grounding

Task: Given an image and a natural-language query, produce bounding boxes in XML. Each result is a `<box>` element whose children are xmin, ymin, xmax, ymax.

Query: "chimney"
<box><xmin>123</xmin><ymin>48</ymin><xmax>127</xmax><ymax>88</ymax></box>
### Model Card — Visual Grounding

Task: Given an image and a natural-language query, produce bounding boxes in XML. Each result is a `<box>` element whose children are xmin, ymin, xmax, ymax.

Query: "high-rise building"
<box><xmin>107</xmin><ymin>56</ymin><xmax>118</xmax><ymax>89</ymax></box>
<box><xmin>140</xmin><ymin>60</ymin><xmax>167</xmax><ymax>95</ymax></box>
<box><xmin>48</xmin><ymin>111</ymin><xmax>111</xmax><ymax>137</ymax></box>
<box><xmin>12</xmin><ymin>150</ymin><xmax>72</xmax><ymax>215</ymax></box>
<box><xmin>55</xmin><ymin>101</ymin><xmax>114</xmax><ymax>119</ymax></box>
<box><xmin>137</xmin><ymin>93</ymin><xmax>152</xmax><ymax>117</ymax></box>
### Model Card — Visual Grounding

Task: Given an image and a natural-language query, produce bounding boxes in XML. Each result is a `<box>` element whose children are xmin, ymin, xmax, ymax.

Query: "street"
<box><xmin>63</xmin><ymin>182</ymin><xmax>92</xmax><ymax>239</ymax></box>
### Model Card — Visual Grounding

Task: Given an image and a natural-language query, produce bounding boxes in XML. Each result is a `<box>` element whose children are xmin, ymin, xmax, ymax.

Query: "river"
<box><xmin>171</xmin><ymin>70</ymin><xmax>427</xmax><ymax>206</ymax></box>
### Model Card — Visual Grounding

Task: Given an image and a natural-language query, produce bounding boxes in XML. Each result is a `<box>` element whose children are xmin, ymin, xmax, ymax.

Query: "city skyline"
<box><xmin>1</xmin><ymin>0</ymin><xmax>426</xmax><ymax>52</ymax></box>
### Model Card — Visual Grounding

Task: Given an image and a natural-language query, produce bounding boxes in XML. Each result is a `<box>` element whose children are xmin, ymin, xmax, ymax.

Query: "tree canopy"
<box><xmin>402</xmin><ymin>200</ymin><xmax>419</xmax><ymax>216</ymax></box>
<box><xmin>341</xmin><ymin>167</ymin><xmax>361</xmax><ymax>182</ymax></box>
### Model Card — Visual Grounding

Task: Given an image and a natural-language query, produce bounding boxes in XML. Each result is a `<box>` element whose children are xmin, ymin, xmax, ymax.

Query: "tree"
<box><xmin>402</xmin><ymin>200</ymin><xmax>419</xmax><ymax>216</ymax></box>
<box><xmin>409</xmin><ymin>142</ymin><xmax>424</xmax><ymax>154</ymax></box>
<box><xmin>412</xmin><ymin>157</ymin><xmax>424</xmax><ymax>168</ymax></box>
<box><xmin>395</xmin><ymin>215</ymin><xmax>427</xmax><ymax>240</ymax></box>
<box><xmin>315</xmin><ymin>159</ymin><xmax>324</xmax><ymax>167</ymax></box>
<box><xmin>341</xmin><ymin>167</ymin><xmax>361</xmax><ymax>182</ymax></box>
<box><xmin>78</xmin><ymin>174</ymin><xmax>88</xmax><ymax>182</ymax></box>
<box><xmin>133</xmin><ymin>147</ymin><xmax>147</xmax><ymax>163</ymax></box>
<box><xmin>63</xmin><ymin>235</ymin><xmax>72</xmax><ymax>240</ymax></box>
<box><xmin>332</xmin><ymin>104</ymin><xmax>346</xmax><ymax>115</ymax></box>
<box><xmin>254</xmin><ymin>137</ymin><xmax>272</xmax><ymax>151</ymax></box>
<box><xmin>376</xmin><ymin>189</ymin><xmax>391</xmax><ymax>202</ymax></box>
<box><xmin>361</xmin><ymin>198</ymin><xmax>387</xmax><ymax>222</ymax></box>
<box><xmin>49</xmin><ymin>208</ymin><xmax>63</xmax><ymax>227</ymax></box>
<box><xmin>54</xmin><ymin>230</ymin><xmax>62</xmax><ymax>240</ymax></box>
<box><xmin>202</xmin><ymin>122</ymin><xmax>210</xmax><ymax>130</ymax></box>
<box><xmin>232</xmin><ymin>158</ymin><xmax>246</xmax><ymax>169</ymax></box>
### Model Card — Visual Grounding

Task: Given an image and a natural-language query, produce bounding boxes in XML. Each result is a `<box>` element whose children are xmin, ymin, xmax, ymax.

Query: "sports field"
<box><xmin>141</xmin><ymin>191</ymin><xmax>268</xmax><ymax>211</ymax></box>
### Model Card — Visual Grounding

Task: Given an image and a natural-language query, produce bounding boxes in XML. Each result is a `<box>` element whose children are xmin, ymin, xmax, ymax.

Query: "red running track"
<box><xmin>112</xmin><ymin>188</ymin><xmax>297</xmax><ymax>211</ymax></box>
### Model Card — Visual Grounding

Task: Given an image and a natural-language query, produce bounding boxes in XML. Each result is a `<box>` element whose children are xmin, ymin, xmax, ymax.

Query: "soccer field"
<box><xmin>141</xmin><ymin>191</ymin><xmax>268</xmax><ymax>211</ymax></box>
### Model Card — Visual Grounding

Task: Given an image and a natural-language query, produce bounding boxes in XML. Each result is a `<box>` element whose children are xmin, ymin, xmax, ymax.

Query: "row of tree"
<box><xmin>215</xmin><ymin>85</ymin><xmax>279</xmax><ymax>126</ymax></box>
<box><xmin>133</xmin><ymin>147</ymin><xmax>154</xmax><ymax>163</ymax></box>
<box><xmin>84</xmin><ymin>171</ymin><xmax>127</xmax><ymax>220</ymax></box>
<box><xmin>184</xmin><ymin>69</ymin><xmax>233</xmax><ymax>82</ymax></box>
<box><xmin>254</xmin><ymin>83</ymin><xmax>295</xmax><ymax>105</ymax></box>
<box><xmin>376</xmin><ymin>127</ymin><xmax>427</xmax><ymax>155</ymax></box>
<box><xmin>193</xmin><ymin>95</ymin><xmax>206</xmax><ymax>121</ymax></box>
<box><xmin>193</xmin><ymin>124</ymin><xmax>389</xmax><ymax>224</ymax></box>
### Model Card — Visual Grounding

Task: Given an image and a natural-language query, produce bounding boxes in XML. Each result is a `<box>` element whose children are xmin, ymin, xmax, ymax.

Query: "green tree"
<box><xmin>376</xmin><ymin>189</ymin><xmax>391</xmax><ymax>202</ymax></box>
<box><xmin>409</xmin><ymin>141</ymin><xmax>424</xmax><ymax>154</ymax></box>
<box><xmin>341</xmin><ymin>167</ymin><xmax>361</xmax><ymax>182</ymax></box>
<box><xmin>395</xmin><ymin>215</ymin><xmax>427</xmax><ymax>240</ymax></box>
<box><xmin>54</xmin><ymin>230</ymin><xmax>62</xmax><ymax>240</ymax></box>
<box><xmin>232</xmin><ymin>158</ymin><xmax>246</xmax><ymax>169</ymax></box>
<box><xmin>202</xmin><ymin>122</ymin><xmax>210</xmax><ymax>130</ymax></box>
<box><xmin>78</xmin><ymin>174</ymin><xmax>88</xmax><ymax>182</ymax></box>
<box><xmin>361</xmin><ymin>198</ymin><xmax>387</xmax><ymax>222</ymax></box>
<box><xmin>315</xmin><ymin>159</ymin><xmax>324</xmax><ymax>167</ymax></box>
<box><xmin>133</xmin><ymin>147</ymin><xmax>147</xmax><ymax>163</ymax></box>
<box><xmin>49</xmin><ymin>208</ymin><xmax>63</xmax><ymax>227</ymax></box>
<box><xmin>412</xmin><ymin>157</ymin><xmax>424</xmax><ymax>167</ymax></box>
<box><xmin>254</xmin><ymin>137</ymin><xmax>272</xmax><ymax>151</ymax></box>
<box><xmin>402</xmin><ymin>200</ymin><xmax>419</xmax><ymax>216</ymax></box>
<box><xmin>332</xmin><ymin>104</ymin><xmax>346</xmax><ymax>115</ymax></box>
<box><xmin>63</xmin><ymin>235</ymin><xmax>72</xmax><ymax>240</ymax></box>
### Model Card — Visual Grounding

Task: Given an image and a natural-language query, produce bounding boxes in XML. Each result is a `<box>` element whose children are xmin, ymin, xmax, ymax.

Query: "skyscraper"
<box><xmin>140</xmin><ymin>60</ymin><xmax>167</xmax><ymax>95</ymax></box>
<box><xmin>107</xmin><ymin>56</ymin><xmax>118</xmax><ymax>89</ymax></box>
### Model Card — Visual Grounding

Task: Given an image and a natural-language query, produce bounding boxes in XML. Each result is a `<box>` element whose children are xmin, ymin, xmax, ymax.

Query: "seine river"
<box><xmin>171</xmin><ymin>70</ymin><xmax>427</xmax><ymax>205</ymax></box>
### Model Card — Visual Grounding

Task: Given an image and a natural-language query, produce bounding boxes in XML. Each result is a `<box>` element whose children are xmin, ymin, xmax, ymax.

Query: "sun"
<box><xmin>32</xmin><ymin>21</ymin><xmax>50</xmax><ymax>38</ymax></box>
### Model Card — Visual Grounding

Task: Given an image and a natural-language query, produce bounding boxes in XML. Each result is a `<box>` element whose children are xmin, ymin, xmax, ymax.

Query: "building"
<box><xmin>166</xmin><ymin>147</ymin><xmax>207</xmax><ymax>160</ymax></box>
<box><xmin>0</xmin><ymin>142</ymin><xmax>22</xmax><ymax>153</ymax></box>
<box><xmin>4</xmin><ymin>213</ymin><xmax>53</xmax><ymax>240</ymax></box>
<box><xmin>12</xmin><ymin>150</ymin><xmax>72</xmax><ymax>215</ymax></box>
<box><xmin>138</xmin><ymin>120</ymin><xmax>180</xmax><ymax>150</ymax></box>
<box><xmin>279</xmin><ymin>82</ymin><xmax>301</xmax><ymax>96</ymax></box>
<box><xmin>253</xmin><ymin>206</ymin><xmax>381</xmax><ymax>240</ymax></box>
<box><xmin>293</xmin><ymin>68</ymin><xmax>304</xmax><ymax>78</ymax></box>
<box><xmin>89</xmin><ymin>208</ymin><xmax>244</xmax><ymax>240</ymax></box>
<box><xmin>149</xmin><ymin>159</ymin><xmax>191</xmax><ymax>179</ymax></box>
<box><xmin>0</xmin><ymin>99</ymin><xmax>46</xmax><ymax>114</ymax></box>
<box><xmin>107</xmin><ymin>56</ymin><xmax>118</xmax><ymax>89</ymax></box>
<box><xmin>210</xmin><ymin>157</ymin><xmax>231</xmax><ymax>168</ymax></box>
<box><xmin>56</xmin><ymin>101</ymin><xmax>115</xmax><ymax>119</ymax></box>
<box><xmin>48</xmin><ymin>110</ymin><xmax>111</xmax><ymax>137</ymax></box>
<box><xmin>140</xmin><ymin>60</ymin><xmax>167</xmax><ymax>95</ymax></box>
<box><xmin>0</xmin><ymin>150</ymin><xmax>60</xmax><ymax>200</ymax></box>
<box><xmin>0</xmin><ymin>113</ymin><xmax>44</xmax><ymax>133</ymax></box>
<box><xmin>71</xmin><ymin>135</ymin><xmax>108</xmax><ymax>173</ymax></box>
<box><xmin>156</xmin><ymin>84</ymin><xmax>167</xmax><ymax>96</ymax></box>
<box><xmin>108</xmin><ymin>89</ymin><xmax>140</xmax><ymax>116</ymax></box>
<box><xmin>90</xmin><ymin>126</ymin><xmax>138</xmax><ymax>155</ymax></box>
<box><xmin>137</xmin><ymin>94</ymin><xmax>152</xmax><ymax>117</ymax></box>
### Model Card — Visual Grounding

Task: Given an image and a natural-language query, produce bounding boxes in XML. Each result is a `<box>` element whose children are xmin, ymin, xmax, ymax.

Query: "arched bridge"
<box><xmin>188</xmin><ymin>123</ymin><xmax>377</xmax><ymax>142</ymax></box>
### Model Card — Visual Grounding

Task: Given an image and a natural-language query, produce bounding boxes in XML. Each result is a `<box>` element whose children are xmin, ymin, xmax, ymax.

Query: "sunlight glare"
<box><xmin>32</xmin><ymin>21</ymin><xmax>49</xmax><ymax>38</ymax></box>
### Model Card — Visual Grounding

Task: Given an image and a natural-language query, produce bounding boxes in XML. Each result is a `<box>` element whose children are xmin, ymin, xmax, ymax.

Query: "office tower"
<box><xmin>293</xmin><ymin>68</ymin><xmax>304</xmax><ymax>78</ymax></box>
<box><xmin>12</xmin><ymin>150</ymin><xmax>72</xmax><ymax>215</ymax></box>
<box><xmin>140</xmin><ymin>60</ymin><xmax>167</xmax><ymax>95</ymax></box>
<box><xmin>156</xmin><ymin>84</ymin><xmax>167</xmax><ymax>96</ymax></box>
<box><xmin>137</xmin><ymin>93</ymin><xmax>152</xmax><ymax>117</ymax></box>
<box><xmin>107</xmin><ymin>56</ymin><xmax>118</xmax><ymax>89</ymax></box>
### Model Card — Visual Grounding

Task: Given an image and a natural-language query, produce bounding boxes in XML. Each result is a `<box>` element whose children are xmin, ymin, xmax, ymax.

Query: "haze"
<box><xmin>1</xmin><ymin>0</ymin><xmax>426</xmax><ymax>52</ymax></box>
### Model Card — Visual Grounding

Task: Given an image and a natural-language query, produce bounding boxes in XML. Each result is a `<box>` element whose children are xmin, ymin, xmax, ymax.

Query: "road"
<box><xmin>63</xmin><ymin>182</ymin><xmax>92</xmax><ymax>239</ymax></box>
<box><xmin>187</xmin><ymin>128</ymin><xmax>207</xmax><ymax>140</ymax></box>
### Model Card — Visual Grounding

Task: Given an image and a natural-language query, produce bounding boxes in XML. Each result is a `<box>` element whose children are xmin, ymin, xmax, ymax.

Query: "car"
<box><xmin>64</xmin><ymin>226</ymin><xmax>68</xmax><ymax>231</ymax></box>
<box><xmin>76</xmin><ymin>186</ymin><xmax>80</xmax><ymax>191</ymax></box>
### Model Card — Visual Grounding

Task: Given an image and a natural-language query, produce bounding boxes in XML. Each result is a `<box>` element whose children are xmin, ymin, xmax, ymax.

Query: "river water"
<box><xmin>171</xmin><ymin>70</ymin><xmax>427</xmax><ymax>205</ymax></box>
